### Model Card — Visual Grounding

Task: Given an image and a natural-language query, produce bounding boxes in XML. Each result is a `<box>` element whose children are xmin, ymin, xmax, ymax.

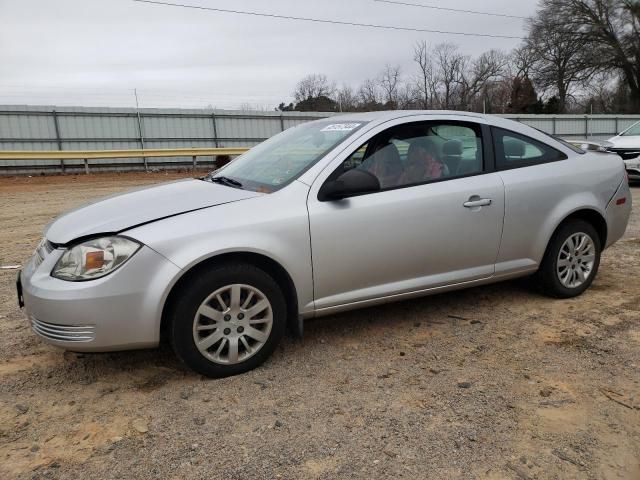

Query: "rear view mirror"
<box><xmin>319</xmin><ymin>168</ymin><xmax>381</xmax><ymax>201</ymax></box>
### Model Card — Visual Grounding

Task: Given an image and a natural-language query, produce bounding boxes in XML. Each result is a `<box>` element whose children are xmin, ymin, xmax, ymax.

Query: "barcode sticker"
<box><xmin>320</xmin><ymin>123</ymin><xmax>361</xmax><ymax>132</ymax></box>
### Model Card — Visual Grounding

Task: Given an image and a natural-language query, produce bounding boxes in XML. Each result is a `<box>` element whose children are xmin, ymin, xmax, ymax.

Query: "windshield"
<box><xmin>209</xmin><ymin>120</ymin><xmax>367</xmax><ymax>192</ymax></box>
<box><xmin>621</xmin><ymin>121</ymin><xmax>640</xmax><ymax>136</ymax></box>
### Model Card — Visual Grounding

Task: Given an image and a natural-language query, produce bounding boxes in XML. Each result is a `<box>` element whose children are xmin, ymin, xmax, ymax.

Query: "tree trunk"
<box><xmin>557</xmin><ymin>83</ymin><xmax>567</xmax><ymax>114</ymax></box>
<box><xmin>623</xmin><ymin>69</ymin><xmax>640</xmax><ymax>112</ymax></box>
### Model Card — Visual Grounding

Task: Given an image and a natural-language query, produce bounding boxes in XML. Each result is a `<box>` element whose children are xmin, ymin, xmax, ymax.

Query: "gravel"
<box><xmin>0</xmin><ymin>173</ymin><xmax>639</xmax><ymax>480</ymax></box>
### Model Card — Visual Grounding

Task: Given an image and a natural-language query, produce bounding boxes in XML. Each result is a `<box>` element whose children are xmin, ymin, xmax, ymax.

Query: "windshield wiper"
<box><xmin>208</xmin><ymin>176</ymin><xmax>244</xmax><ymax>189</ymax></box>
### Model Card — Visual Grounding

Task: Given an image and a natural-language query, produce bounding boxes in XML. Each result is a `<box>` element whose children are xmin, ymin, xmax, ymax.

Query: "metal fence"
<box><xmin>0</xmin><ymin>106</ymin><xmax>335</xmax><ymax>174</ymax></box>
<box><xmin>0</xmin><ymin>105</ymin><xmax>638</xmax><ymax>174</ymax></box>
<box><xmin>501</xmin><ymin>114</ymin><xmax>640</xmax><ymax>142</ymax></box>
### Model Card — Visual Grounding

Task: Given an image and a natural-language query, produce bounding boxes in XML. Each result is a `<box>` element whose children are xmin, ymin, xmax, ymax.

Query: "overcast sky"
<box><xmin>0</xmin><ymin>0</ymin><xmax>539</xmax><ymax>110</ymax></box>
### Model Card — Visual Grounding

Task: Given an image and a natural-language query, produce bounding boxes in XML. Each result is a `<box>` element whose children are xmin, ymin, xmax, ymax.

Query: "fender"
<box><xmin>535</xmin><ymin>196</ymin><xmax>606</xmax><ymax>264</ymax></box>
<box><xmin>124</xmin><ymin>181</ymin><xmax>315</xmax><ymax>336</ymax></box>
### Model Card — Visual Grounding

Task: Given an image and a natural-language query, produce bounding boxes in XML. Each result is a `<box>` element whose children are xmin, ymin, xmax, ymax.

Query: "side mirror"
<box><xmin>319</xmin><ymin>168</ymin><xmax>381</xmax><ymax>201</ymax></box>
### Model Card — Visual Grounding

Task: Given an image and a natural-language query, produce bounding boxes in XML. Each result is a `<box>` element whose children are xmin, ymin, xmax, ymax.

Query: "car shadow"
<box><xmin>27</xmin><ymin>277</ymin><xmax>534</xmax><ymax>384</ymax></box>
<box><xmin>298</xmin><ymin>277</ymin><xmax>533</xmax><ymax>342</ymax></box>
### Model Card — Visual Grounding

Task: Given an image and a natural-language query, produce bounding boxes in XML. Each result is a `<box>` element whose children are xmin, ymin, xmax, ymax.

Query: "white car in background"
<box><xmin>607</xmin><ymin>120</ymin><xmax>640</xmax><ymax>181</ymax></box>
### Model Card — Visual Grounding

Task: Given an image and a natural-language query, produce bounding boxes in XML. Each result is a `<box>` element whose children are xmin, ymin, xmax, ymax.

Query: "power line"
<box><xmin>131</xmin><ymin>0</ymin><xmax>524</xmax><ymax>39</ymax></box>
<box><xmin>373</xmin><ymin>0</ymin><xmax>528</xmax><ymax>19</ymax></box>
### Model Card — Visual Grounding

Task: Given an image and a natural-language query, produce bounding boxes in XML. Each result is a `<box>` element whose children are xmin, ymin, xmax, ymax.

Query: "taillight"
<box><xmin>616</xmin><ymin>197</ymin><xmax>627</xmax><ymax>206</ymax></box>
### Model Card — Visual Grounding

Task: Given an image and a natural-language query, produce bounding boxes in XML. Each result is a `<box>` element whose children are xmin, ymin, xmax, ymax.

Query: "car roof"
<box><xmin>320</xmin><ymin>110</ymin><xmax>575</xmax><ymax>155</ymax></box>
<box><xmin>327</xmin><ymin>110</ymin><xmax>523</xmax><ymax>130</ymax></box>
<box><xmin>328</xmin><ymin>110</ymin><xmax>485</xmax><ymax>122</ymax></box>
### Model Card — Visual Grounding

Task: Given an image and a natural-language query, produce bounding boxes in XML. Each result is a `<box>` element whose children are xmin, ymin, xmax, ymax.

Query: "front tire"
<box><xmin>535</xmin><ymin>219</ymin><xmax>601</xmax><ymax>298</ymax></box>
<box><xmin>169</xmin><ymin>263</ymin><xmax>287</xmax><ymax>378</ymax></box>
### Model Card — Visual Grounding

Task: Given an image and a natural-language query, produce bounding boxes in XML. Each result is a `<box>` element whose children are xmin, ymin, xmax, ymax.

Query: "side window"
<box><xmin>336</xmin><ymin>121</ymin><xmax>483</xmax><ymax>190</ymax></box>
<box><xmin>493</xmin><ymin>127</ymin><xmax>567</xmax><ymax>169</ymax></box>
<box><xmin>342</xmin><ymin>144</ymin><xmax>369</xmax><ymax>170</ymax></box>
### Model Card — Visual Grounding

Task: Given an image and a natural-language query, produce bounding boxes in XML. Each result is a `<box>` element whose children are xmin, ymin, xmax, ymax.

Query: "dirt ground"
<box><xmin>0</xmin><ymin>172</ymin><xmax>639</xmax><ymax>480</ymax></box>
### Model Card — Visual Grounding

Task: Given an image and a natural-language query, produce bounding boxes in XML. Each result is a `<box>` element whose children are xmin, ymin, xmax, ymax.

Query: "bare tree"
<box><xmin>279</xmin><ymin>8</ymin><xmax>639</xmax><ymax>115</ymax></box>
<box><xmin>358</xmin><ymin>78</ymin><xmax>382</xmax><ymax>109</ymax></box>
<box><xmin>460</xmin><ymin>49</ymin><xmax>509</xmax><ymax>109</ymax></box>
<box><xmin>336</xmin><ymin>84</ymin><xmax>357</xmax><ymax>112</ymax></box>
<box><xmin>512</xmin><ymin>46</ymin><xmax>538</xmax><ymax>79</ymax></box>
<box><xmin>578</xmin><ymin>71</ymin><xmax>624</xmax><ymax>113</ymax></box>
<box><xmin>526</xmin><ymin>2</ymin><xmax>599</xmax><ymax>112</ymax></box>
<box><xmin>396</xmin><ymin>83</ymin><xmax>420</xmax><ymax>109</ymax></box>
<box><xmin>544</xmin><ymin>0</ymin><xmax>640</xmax><ymax>111</ymax></box>
<box><xmin>378</xmin><ymin>64</ymin><xmax>402</xmax><ymax>108</ymax></box>
<box><xmin>482</xmin><ymin>77</ymin><xmax>515</xmax><ymax>113</ymax></box>
<box><xmin>293</xmin><ymin>74</ymin><xmax>335</xmax><ymax>104</ymax></box>
<box><xmin>413</xmin><ymin>41</ymin><xmax>438</xmax><ymax>108</ymax></box>
<box><xmin>433</xmin><ymin>43</ymin><xmax>467</xmax><ymax>109</ymax></box>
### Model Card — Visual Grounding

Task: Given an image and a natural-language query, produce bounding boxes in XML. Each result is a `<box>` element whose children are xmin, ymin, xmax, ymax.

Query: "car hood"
<box><xmin>45</xmin><ymin>178</ymin><xmax>261</xmax><ymax>244</ymax></box>
<box><xmin>607</xmin><ymin>135</ymin><xmax>640</xmax><ymax>149</ymax></box>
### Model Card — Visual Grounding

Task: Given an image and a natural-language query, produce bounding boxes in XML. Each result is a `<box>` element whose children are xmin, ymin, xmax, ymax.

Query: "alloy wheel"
<box><xmin>556</xmin><ymin>232</ymin><xmax>596</xmax><ymax>289</ymax></box>
<box><xmin>192</xmin><ymin>284</ymin><xmax>273</xmax><ymax>365</ymax></box>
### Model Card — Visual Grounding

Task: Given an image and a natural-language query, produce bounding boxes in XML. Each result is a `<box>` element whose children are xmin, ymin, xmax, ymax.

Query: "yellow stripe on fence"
<box><xmin>0</xmin><ymin>147</ymin><xmax>251</xmax><ymax>174</ymax></box>
<box><xmin>0</xmin><ymin>147</ymin><xmax>249</xmax><ymax>160</ymax></box>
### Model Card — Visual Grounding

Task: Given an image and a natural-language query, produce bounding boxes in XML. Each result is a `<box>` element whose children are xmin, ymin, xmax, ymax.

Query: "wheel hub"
<box><xmin>556</xmin><ymin>232</ymin><xmax>596</xmax><ymax>289</ymax></box>
<box><xmin>192</xmin><ymin>284</ymin><xmax>273</xmax><ymax>365</ymax></box>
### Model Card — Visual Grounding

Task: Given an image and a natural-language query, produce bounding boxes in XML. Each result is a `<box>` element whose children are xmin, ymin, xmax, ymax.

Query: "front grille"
<box><xmin>608</xmin><ymin>148</ymin><xmax>640</xmax><ymax>160</ymax></box>
<box><xmin>30</xmin><ymin>317</ymin><xmax>96</xmax><ymax>342</ymax></box>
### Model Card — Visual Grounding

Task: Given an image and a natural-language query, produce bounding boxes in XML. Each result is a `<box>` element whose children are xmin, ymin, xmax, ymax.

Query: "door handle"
<box><xmin>463</xmin><ymin>197</ymin><xmax>492</xmax><ymax>208</ymax></box>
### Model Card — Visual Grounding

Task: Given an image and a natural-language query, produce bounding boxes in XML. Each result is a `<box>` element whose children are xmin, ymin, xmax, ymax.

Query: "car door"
<box><xmin>307</xmin><ymin>118</ymin><xmax>505</xmax><ymax>311</ymax></box>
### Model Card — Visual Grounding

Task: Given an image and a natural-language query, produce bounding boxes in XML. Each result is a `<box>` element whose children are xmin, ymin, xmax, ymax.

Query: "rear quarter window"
<box><xmin>492</xmin><ymin>127</ymin><xmax>568</xmax><ymax>170</ymax></box>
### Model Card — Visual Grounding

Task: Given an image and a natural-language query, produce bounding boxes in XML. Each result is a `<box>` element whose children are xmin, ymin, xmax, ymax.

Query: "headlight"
<box><xmin>574</xmin><ymin>141</ymin><xmax>612</xmax><ymax>152</ymax></box>
<box><xmin>52</xmin><ymin>236</ymin><xmax>141</xmax><ymax>281</ymax></box>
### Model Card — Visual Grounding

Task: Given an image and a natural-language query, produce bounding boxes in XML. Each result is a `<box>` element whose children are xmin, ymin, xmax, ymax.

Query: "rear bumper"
<box><xmin>604</xmin><ymin>180</ymin><xmax>632</xmax><ymax>249</ymax></box>
<box><xmin>20</xmin><ymin>245</ymin><xmax>181</xmax><ymax>352</ymax></box>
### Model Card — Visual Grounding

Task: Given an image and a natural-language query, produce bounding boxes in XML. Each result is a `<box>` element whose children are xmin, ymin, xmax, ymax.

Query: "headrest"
<box><xmin>443</xmin><ymin>140</ymin><xmax>463</xmax><ymax>156</ymax></box>
<box><xmin>378</xmin><ymin>142</ymin><xmax>401</xmax><ymax>158</ymax></box>
<box><xmin>408</xmin><ymin>137</ymin><xmax>436</xmax><ymax>155</ymax></box>
<box><xmin>504</xmin><ymin>139</ymin><xmax>525</xmax><ymax>157</ymax></box>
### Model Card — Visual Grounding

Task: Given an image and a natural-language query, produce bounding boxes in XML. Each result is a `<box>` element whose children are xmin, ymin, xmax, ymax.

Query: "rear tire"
<box><xmin>534</xmin><ymin>219</ymin><xmax>601</xmax><ymax>298</ymax></box>
<box><xmin>169</xmin><ymin>263</ymin><xmax>286</xmax><ymax>378</ymax></box>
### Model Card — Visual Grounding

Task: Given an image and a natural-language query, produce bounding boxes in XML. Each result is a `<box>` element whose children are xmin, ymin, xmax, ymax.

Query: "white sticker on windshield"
<box><xmin>320</xmin><ymin>123</ymin><xmax>361</xmax><ymax>132</ymax></box>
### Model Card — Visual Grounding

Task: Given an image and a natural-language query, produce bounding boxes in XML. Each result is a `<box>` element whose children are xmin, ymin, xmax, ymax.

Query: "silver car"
<box><xmin>18</xmin><ymin>111</ymin><xmax>632</xmax><ymax>377</ymax></box>
<box><xmin>607</xmin><ymin>120</ymin><xmax>640</xmax><ymax>181</ymax></box>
